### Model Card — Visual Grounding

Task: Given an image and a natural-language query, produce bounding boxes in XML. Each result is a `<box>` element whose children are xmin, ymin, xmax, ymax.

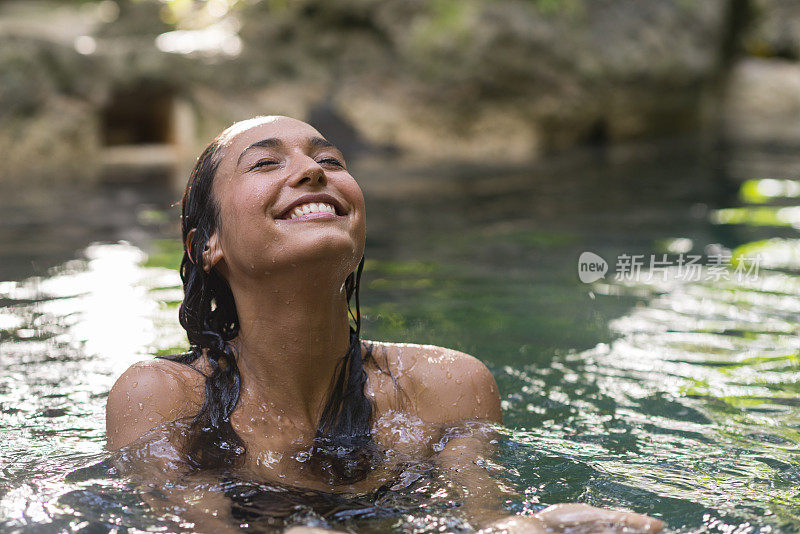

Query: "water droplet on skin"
<box><xmin>446</xmin><ymin>371</ymin><xmax>452</xmax><ymax>379</ymax></box>
<box><xmin>132</xmin><ymin>382</ymin><xmax>138</xmax><ymax>388</ymax></box>
<box><xmin>137</xmin><ymin>402</ymin><xmax>143</xmax><ymax>410</ymax></box>
<box><xmin>455</xmin><ymin>379</ymin><xmax>463</xmax><ymax>385</ymax></box>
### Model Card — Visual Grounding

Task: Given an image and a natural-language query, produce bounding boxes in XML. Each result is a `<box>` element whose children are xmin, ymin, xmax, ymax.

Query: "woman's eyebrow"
<box><xmin>236</xmin><ymin>136</ymin><xmax>339</xmax><ymax>166</ymax></box>
<box><xmin>237</xmin><ymin>138</ymin><xmax>282</xmax><ymax>166</ymax></box>
<box><xmin>308</xmin><ymin>136</ymin><xmax>336</xmax><ymax>151</ymax></box>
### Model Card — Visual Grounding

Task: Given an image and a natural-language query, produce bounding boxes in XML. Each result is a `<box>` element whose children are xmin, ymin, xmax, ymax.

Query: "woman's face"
<box><xmin>206</xmin><ymin>116</ymin><xmax>366</xmax><ymax>283</ymax></box>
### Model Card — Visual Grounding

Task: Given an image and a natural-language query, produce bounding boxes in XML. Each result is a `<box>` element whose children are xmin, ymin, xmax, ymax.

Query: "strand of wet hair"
<box><xmin>309</xmin><ymin>256</ymin><xmax>380</xmax><ymax>484</ymax></box>
<box><xmin>158</xmin><ymin>251</ymin><xmax>245</xmax><ymax>469</ymax></box>
<box><xmin>161</xmin><ymin>137</ymin><xmax>379</xmax><ymax>481</ymax></box>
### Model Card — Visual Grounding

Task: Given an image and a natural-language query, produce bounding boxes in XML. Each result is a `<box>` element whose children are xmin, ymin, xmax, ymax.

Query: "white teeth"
<box><xmin>286</xmin><ymin>202</ymin><xmax>336</xmax><ymax>219</ymax></box>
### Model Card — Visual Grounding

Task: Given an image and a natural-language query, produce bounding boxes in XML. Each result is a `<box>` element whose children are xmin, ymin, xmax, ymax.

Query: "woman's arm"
<box><xmin>435</xmin><ymin>431</ymin><xmax>662</xmax><ymax>533</ymax></box>
<box><xmin>107</xmin><ymin>360</ymin><xmax>241</xmax><ymax>533</ymax></box>
<box><xmin>407</xmin><ymin>345</ymin><xmax>663</xmax><ymax>533</ymax></box>
<box><xmin>114</xmin><ymin>429</ymin><xmax>240</xmax><ymax>533</ymax></box>
<box><xmin>433</xmin><ymin>428</ymin><xmax>518</xmax><ymax>527</ymax></box>
<box><xmin>107</xmin><ymin>420</ymin><xmax>249</xmax><ymax>534</ymax></box>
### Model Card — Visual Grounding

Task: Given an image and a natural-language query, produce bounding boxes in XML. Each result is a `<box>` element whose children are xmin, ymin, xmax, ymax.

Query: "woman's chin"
<box><xmin>261</xmin><ymin>235</ymin><xmax>363</xmax><ymax>273</ymax></box>
<box><xmin>273</xmin><ymin>212</ymin><xmax>362</xmax><ymax>239</ymax></box>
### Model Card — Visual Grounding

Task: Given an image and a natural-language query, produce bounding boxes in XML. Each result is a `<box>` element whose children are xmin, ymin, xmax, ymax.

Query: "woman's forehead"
<box><xmin>212</xmin><ymin>115</ymin><xmax>327</xmax><ymax>181</ymax></box>
<box><xmin>220</xmin><ymin>116</ymin><xmax>323</xmax><ymax>152</ymax></box>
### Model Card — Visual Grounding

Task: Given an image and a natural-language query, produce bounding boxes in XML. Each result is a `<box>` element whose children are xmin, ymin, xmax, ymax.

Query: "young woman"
<box><xmin>106</xmin><ymin>116</ymin><xmax>663</xmax><ymax>533</ymax></box>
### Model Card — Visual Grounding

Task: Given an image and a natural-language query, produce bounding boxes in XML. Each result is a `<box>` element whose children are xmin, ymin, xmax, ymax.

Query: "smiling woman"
<box><xmin>104</xmin><ymin>116</ymin><xmax>664</xmax><ymax>533</ymax></box>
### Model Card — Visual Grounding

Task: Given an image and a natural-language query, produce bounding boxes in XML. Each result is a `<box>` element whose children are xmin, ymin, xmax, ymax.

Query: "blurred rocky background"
<box><xmin>0</xmin><ymin>0</ymin><xmax>796</xmax><ymax>187</ymax></box>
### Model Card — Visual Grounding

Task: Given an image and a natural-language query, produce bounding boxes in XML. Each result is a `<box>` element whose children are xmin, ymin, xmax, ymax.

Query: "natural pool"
<box><xmin>1</xmin><ymin>140</ymin><xmax>799</xmax><ymax>532</ymax></box>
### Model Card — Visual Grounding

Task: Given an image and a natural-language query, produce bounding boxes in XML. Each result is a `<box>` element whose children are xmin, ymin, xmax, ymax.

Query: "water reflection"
<box><xmin>489</xmin><ymin>173</ymin><xmax>800</xmax><ymax>532</ymax></box>
<box><xmin>0</xmin><ymin>242</ymin><xmax>182</xmax><ymax>530</ymax></box>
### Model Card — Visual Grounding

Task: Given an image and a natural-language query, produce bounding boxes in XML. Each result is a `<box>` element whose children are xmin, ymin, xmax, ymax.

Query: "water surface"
<box><xmin>1</xmin><ymin>140</ymin><xmax>798</xmax><ymax>532</ymax></box>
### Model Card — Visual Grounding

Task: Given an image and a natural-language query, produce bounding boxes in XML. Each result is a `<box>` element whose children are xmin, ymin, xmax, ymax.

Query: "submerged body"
<box><xmin>108</xmin><ymin>341</ymin><xmax>515</xmax><ymax>531</ymax></box>
<box><xmin>107</xmin><ymin>340</ymin><xmax>500</xmax><ymax>493</ymax></box>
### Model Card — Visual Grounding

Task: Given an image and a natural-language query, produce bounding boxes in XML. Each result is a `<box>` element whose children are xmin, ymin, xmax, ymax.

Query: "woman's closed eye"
<box><xmin>317</xmin><ymin>157</ymin><xmax>344</xmax><ymax>169</ymax></box>
<box><xmin>250</xmin><ymin>158</ymin><xmax>344</xmax><ymax>171</ymax></box>
<box><xmin>250</xmin><ymin>159</ymin><xmax>280</xmax><ymax>170</ymax></box>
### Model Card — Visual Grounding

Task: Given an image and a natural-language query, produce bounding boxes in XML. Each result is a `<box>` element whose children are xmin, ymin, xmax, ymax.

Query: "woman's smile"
<box><xmin>275</xmin><ymin>193</ymin><xmax>349</xmax><ymax>222</ymax></box>
<box><xmin>286</xmin><ymin>207</ymin><xmax>337</xmax><ymax>221</ymax></box>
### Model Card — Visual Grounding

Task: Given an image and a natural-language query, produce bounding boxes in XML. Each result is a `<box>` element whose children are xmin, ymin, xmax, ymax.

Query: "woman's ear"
<box><xmin>201</xmin><ymin>231</ymin><xmax>224</xmax><ymax>273</ymax></box>
<box><xmin>185</xmin><ymin>229</ymin><xmax>197</xmax><ymax>264</ymax></box>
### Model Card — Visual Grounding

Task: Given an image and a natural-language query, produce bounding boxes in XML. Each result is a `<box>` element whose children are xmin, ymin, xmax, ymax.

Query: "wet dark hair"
<box><xmin>158</xmin><ymin>129</ymin><xmax>379</xmax><ymax>484</ymax></box>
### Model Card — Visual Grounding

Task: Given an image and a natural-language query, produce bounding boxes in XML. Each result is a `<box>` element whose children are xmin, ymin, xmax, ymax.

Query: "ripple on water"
<box><xmin>4</xmin><ymin>174</ymin><xmax>800</xmax><ymax>533</ymax></box>
<box><xmin>499</xmin><ymin>257</ymin><xmax>800</xmax><ymax>532</ymax></box>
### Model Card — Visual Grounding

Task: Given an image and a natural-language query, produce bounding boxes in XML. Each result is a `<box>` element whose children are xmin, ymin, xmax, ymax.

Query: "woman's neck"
<box><xmin>226</xmin><ymin>269</ymin><xmax>353</xmax><ymax>429</ymax></box>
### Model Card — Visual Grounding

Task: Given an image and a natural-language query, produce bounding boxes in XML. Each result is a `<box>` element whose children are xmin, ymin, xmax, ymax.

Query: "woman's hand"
<box><xmin>282</xmin><ymin>504</ymin><xmax>664</xmax><ymax>534</ymax></box>
<box><xmin>535</xmin><ymin>503</ymin><xmax>663</xmax><ymax>532</ymax></box>
<box><xmin>284</xmin><ymin>528</ymin><xmax>347</xmax><ymax>534</ymax></box>
<box><xmin>479</xmin><ymin>503</ymin><xmax>664</xmax><ymax>533</ymax></box>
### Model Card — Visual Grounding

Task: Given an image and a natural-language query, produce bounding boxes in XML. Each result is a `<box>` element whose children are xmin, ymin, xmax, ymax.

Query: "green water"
<box><xmin>1</xmin><ymin>140</ymin><xmax>798</xmax><ymax>532</ymax></box>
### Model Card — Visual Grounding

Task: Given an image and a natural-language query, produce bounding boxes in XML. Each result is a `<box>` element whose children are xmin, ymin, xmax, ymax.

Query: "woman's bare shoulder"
<box><xmin>105</xmin><ymin>356</ymin><xmax>205</xmax><ymax>450</ymax></box>
<box><xmin>363</xmin><ymin>340</ymin><xmax>502</xmax><ymax>425</ymax></box>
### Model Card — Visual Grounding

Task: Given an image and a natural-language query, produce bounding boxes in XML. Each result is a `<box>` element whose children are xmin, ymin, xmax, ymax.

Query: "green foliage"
<box><xmin>711</xmin><ymin>206</ymin><xmax>800</xmax><ymax>228</ymax></box>
<box><xmin>144</xmin><ymin>238</ymin><xmax>183</xmax><ymax>269</ymax></box>
<box><xmin>528</xmin><ymin>0</ymin><xmax>585</xmax><ymax>15</ymax></box>
<box><xmin>739</xmin><ymin>178</ymin><xmax>800</xmax><ymax>205</ymax></box>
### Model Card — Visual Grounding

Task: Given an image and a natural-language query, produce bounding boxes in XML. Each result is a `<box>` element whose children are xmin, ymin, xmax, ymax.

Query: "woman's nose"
<box><xmin>290</xmin><ymin>157</ymin><xmax>326</xmax><ymax>187</ymax></box>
